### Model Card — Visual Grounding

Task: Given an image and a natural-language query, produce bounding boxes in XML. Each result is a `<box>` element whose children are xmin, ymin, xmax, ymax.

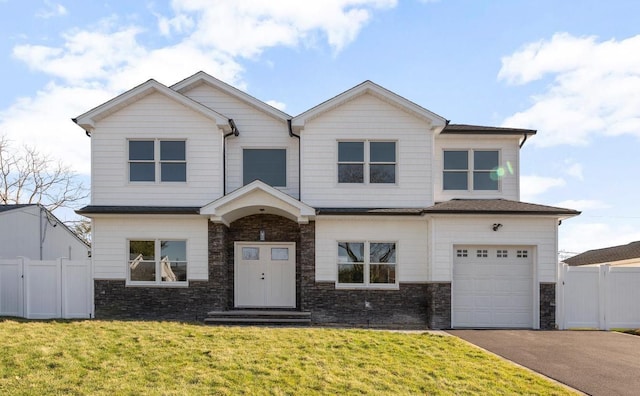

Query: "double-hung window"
<box><xmin>337</xmin><ymin>241</ymin><xmax>397</xmax><ymax>287</ymax></box>
<box><xmin>128</xmin><ymin>240</ymin><xmax>187</xmax><ymax>285</ymax></box>
<box><xmin>338</xmin><ymin>141</ymin><xmax>396</xmax><ymax>184</ymax></box>
<box><xmin>443</xmin><ymin>149</ymin><xmax>499</xmax><ymax>190</ymax></box>
<box><xmin>129</xmin><ymin>140</ymin><xmax>186</xmax><ymax>182</ymax></box>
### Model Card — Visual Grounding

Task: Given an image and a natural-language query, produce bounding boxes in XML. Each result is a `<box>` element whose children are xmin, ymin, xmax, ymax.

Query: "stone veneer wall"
<box><xmin>426</xmin><ymin>283</ymin><xmax>451</xmax><ymax>329</ymax></box>
<box><xmin>539</xmin><ymin>282</ymin><xmax>556</xmax><ymax>330</ymax></box>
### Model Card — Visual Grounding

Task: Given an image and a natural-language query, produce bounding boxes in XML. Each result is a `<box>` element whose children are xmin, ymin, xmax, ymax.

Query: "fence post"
<box><xmin>598</xmin><ymin>264</ymin><xmax>609</xmax><ymax>330</ymax></box>
<box><xmin>558</xmin><ymin>263</ymin><xmax>567</xmax><ymax>330</ymax></box>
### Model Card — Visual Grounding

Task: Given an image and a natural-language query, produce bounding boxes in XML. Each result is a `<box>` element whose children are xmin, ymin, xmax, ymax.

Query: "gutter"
<box><xmin>71</xmin><ymin>118</ymin><xmax>91</xmax><ymax>137</ymax></box>
<box><xmin>519</xmin><ymin>132</ymin><xmax>530</xmax><ymax>148</ymax></box>
<box><xmin>223</xmin><ymin>119</ymin><xmax>240</xmax><ymax>195</ymax></box>
<box><xmin>287</xmin><ymin>119</ymin><xmax>302</xmax><ymax>200</ymax></box>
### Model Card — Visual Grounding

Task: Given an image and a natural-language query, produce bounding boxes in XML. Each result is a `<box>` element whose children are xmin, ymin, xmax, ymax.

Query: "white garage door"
<box><xmin>452</xmin><ymin>246</ymin><xmax>533</xmax><ymax>328</ymax></box>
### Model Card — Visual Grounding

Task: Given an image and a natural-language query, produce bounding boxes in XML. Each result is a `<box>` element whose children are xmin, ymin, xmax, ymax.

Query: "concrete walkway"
<box><xmin>447</xmin><ymin>330</ymin><xmax>640</xmax><ymax>396</ymax></box>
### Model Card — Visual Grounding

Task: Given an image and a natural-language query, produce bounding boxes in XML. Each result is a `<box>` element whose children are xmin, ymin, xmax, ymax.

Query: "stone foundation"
<box><xmin>426</xmin><ymin>282</ymin><xmax>451</xmax><ymax>329</ymax></box>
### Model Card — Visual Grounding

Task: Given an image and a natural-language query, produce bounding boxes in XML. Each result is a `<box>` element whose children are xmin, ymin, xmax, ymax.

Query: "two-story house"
<box><xmin>74</xmin><ymin>72</ymin><xmax>579</xmax><ymax>329</ymax></box>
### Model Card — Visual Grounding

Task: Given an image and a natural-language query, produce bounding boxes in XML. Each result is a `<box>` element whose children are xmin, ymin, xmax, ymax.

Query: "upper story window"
<box><xmin>338</xmin><ymin>141</ymin><xmax>396</xmax><ymax>184</ymax></box>
<box><xmin>337</xmin><ymin>241</ymin><xmax>397</xmax><ymax>287</ymax></box>
<box><xmin>243</xmin><ymin>149</ymin><xmax>286</xmax><ymax>187</ymax></box>
<box><xmin>443</xmin><ymin>150</ymin><xmax>499</xmax><ymax>191</ymax></box>
<box><xmin>128</xmin><ymin>140</ymin><xmax>186</xmax><ymax>182</ymax></box>
<box><xmin>128</xmin><ymin>239</ymin><xmax>187</xmax><ymax>285</ymax></box>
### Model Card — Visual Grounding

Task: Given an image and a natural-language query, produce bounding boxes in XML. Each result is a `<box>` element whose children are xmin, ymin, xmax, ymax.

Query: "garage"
<box><xmin>452</xmin><ymin>245</ymin><xmax>534</xmax><ymax>328</ymax></box>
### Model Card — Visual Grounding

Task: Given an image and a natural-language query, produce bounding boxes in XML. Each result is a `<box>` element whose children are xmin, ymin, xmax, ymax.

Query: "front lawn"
<box><xmin>0</xmin><ymin>319</ymin><xmax>574</xmax><ymax>395</ymax></box>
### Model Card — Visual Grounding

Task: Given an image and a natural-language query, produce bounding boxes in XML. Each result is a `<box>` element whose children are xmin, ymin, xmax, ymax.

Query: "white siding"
<box><xmin>434</xmin><ymin>135</ymin><xmax>520</xmax><ymax>202</ymax></box>
<box><xmin>91</xmin><ymin>216</ymin><xmax>208</xmax><ymax>280</ymax></box>
<box><xmin>300</xmin><ymin>93</ymin><xmax>434</xmax><ymax>207</ymax></box>
<box><xmin>0</xmin><ymin>206</ymin><xmax>89</xmax><ymax>260</ymax></box>
<box><xmin>315</xmin><ymin>216</ymin><xmax>429</xmax><ymax>282</ymax></box>
<box><xmin>430</xmin><ymin>216</ymin><xmax>558</xmax><ymax>282</ymax></box>
<box><xmin>91</xmin><ymin>92</ymin><xmax>224</xmax><ymax>206</ymax></box>
<box><xmin>182</xmin><ymin>84</ymin><xmax>299</xmax><ymax>198</ymax></box>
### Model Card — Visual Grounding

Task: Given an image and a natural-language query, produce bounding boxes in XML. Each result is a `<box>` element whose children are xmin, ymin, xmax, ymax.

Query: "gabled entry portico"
<box><xmin>201</xmin><ymin>180</ymin><xmax>315</xmax><ymax>311</ymax></box>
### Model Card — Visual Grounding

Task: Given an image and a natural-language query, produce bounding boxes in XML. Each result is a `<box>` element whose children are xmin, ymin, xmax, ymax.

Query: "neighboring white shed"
<box><xmin>563</xmin><ymin>241</ymin><xmax>640</xmax><ymax>267</ymax></box>
<box><xmin>0</xmin><ymin>204</ymin><xmax>89</xmax><ymax>260</ymax></box>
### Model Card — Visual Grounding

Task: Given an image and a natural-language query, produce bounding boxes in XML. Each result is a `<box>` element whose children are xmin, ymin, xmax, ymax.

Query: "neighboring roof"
<box><xmin>423</xmin><ymin>199</ymin><xmax>580</xmax><ymax>217</ymax></box>
<box><xmin>291</xmin><ymin>80</ymin><xmax>448</xmax><ymax>131</ymax></box>
<box><xmin>564</xmin><ymin>241</ymin><xmax>640</xmax><ymax>266</ymax></box>
<box><xmin>316</xmin><ymin>208</ymin><xmax>424</xmax><ymax>216</ymax></box>
<box><xmin>73</xmin><ymin>79</ymin><xmax>232</xmax><ymax>133</ymax></box>
<box><xmin>171</xmin><ymin>71</ymin><xmax>292</xmax><ymax>122</ymax></box>
<box><xmin>0</xmin><ymin>204</ymin><xmax>36</xmax><ymax>213</ymax></box>
<box><xmin>443</xmin><ymin>124</ymin><xmax>537</xmax><ymax>136</ymax></box>
<box><xmin>76</xmin><ymin>206</ymin><xmax>201</xmax><ymax>215</ymax></box>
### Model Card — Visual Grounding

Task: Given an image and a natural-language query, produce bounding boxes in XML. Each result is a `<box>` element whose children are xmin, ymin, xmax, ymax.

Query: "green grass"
<box><xmin>0</xmin><ymin>319</ymin><xmax>575</xmax><ymax>395</ymax></box>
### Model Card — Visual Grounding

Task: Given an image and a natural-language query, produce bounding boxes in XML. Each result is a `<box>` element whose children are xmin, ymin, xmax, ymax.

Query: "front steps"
<box><xmin>204</xmin><ymin>310</ymin><xmax>312</xmax><ymax>326</ymax></box>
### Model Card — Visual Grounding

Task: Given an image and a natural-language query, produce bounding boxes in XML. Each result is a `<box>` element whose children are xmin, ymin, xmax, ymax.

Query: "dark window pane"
<box><xmin>370</xmin><ymin>243</ymin><xmax>396</xmax><ymax>263</ymax></box>
<box><xmin>130</xmin><ymin>240</ymin><xmax>155</xmax><ymax>260</ymax></box>
<box><xmin>370</xmin><ymin>164</ymin><xmax>395</xmax><ymax>183</ymax></box>
<box><xmin>130</xmin><ymin>163</ymin><xmax>155</xmax><ymax>182</ymax></box>
<box><xmin>338</xmin><ymin>263</ymin><xmax>364</xmax><ymax>283</ymax></box>
<box><xmin>130</xmin><ymin>261</ymin><xmax>156</xmax><ymax>281</ymax></box>
<box><xmin>243</xmin><ymin>149</ymin><xmax>286</xmax><ymax>186</ymax></box>
<box><xmin>160</xmin><ymin>141</ymin><xmax>185</xmax><ymax>161</ymax></box>
<box><xmin>370</xmin><ymin>142</ymin><xmax>396</xmax><ymax>162</ymax></box>
<box><xmin>474</xmin><ymin>171</ymin><xmax>499</xmax><ymax>190</ymax></box>
<box><xmin>338</xmin><ymin>164</ymin><xmax>364</xmax><ymax>183</ymax></box>
<box><xmin>474</xmin><ymin>151</ymin><xmax>499</xmax><ymax>170</ymax></box>
<box><xmin>370</xmin><ymin>264</ymin><xmax>396</xmax><ymax>284</ymax></box>
<box><xmin>129</xmin><ymin>141</ymin><xmax>154</xmax><ymax>160</ymax></box>
<box><xmin>443</xmin><ymin>171</ymin><xmax>468</xmax><ymax>190</ymax></box>
<box><xmin>161</xmin><ymin>163</ymin><xmax>186</xmax><ymax>182</ymax></box>
<box><xmin>444</xmin><ymin>151</ymin><xmax>468</xmax><ymax>170</ymax></box>
<box><xmin>161</xmin><ymin>241</ymin><xmax>186</xmax><ymax>261</ymax></box>
<box><xmin>338</xmin><ymin>242</ymin><xmax>364</xmax><ymax>263</ymax></box>
<box><xmin>338</xmin><ymin>142</ymin><xmax>364</xmax><ymax>162</ymax></box>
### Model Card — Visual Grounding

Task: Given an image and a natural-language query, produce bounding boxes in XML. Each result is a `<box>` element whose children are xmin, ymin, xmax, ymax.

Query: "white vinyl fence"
<box><xmin>558</xmin><ymin>263</ymin><xmax>640</xmax><ymax>330</ymax></box>
<box><xmin>0</xmin><ymin>258</ymin><xmax>93</xmax><ymax>319</ymax></box>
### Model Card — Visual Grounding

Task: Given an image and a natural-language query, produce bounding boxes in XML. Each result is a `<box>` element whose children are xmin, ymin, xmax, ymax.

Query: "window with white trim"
<box><xmin>243</xmin><ymin>148</ymin><xmax>287</xmax><ymax>187</ymax></box>
<box><xmin>337</xmin><ymin>241</ymin><xmax>397</xmax><ymax>287</ymax></box>
<box><xmin>443</xmin><ymin>149</ymin><xmax>499</xmax><ymax>190</ymax></box>
<box><xmin>338</xmin><ymin>141</ymin><xmax>396</xmax><ymax>184</ymax></box>
<box><xmin>128</xmin><ymin>240</ymin><xmax>187</xmax><ymax>285</ymax></box>
<box><xmin>129</xmin><ymin>140</ymin><xmax>186</xmax><ymax>182</ymax></box>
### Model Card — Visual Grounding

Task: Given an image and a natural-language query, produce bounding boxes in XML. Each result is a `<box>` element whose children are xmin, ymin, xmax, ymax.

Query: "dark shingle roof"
<box><xmin>76</xmin><ymin>206</ymin><xmax>201</xmax><ymax>215</ymax></box>
<box><xmin>443</xmin><ymin>124</ymin><xmax>536</xmax><ymax>135</ymax></box>
<box><xmin>423</xmin><ymin>199</ymin><xmax>580</xmax><ymax>216</ymax></box>
<box><xmin>564</xmin><ymin>241</ymin><xmax>640</xmax><ymax>266</ymax></box>
<box><xmin>0</xmin><ymin>204</ymin><xmax>36</xmax><ymax>213</ymax></box>
<box><xmin>316</xmin><ymin>208</ymin><xmax>424</xmax><ymax>216</ymax></box>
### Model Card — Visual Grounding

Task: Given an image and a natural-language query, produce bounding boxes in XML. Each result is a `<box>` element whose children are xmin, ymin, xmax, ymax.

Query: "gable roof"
<box><xmin>73</xmin><ymin>79</ymin><xmax>232</xmax><ymax>133</ymax></box>
<box><xmin>0</xmin><ymin>204</ymin><xmax>36</xmax><ymax>213</ymax></box>
<box><xmin>200</xmin><ymin>180</ymin><xmax>315</xmax><ymax>225</ymax></box>
<box><xmin>291</xmin><ymin>80</ymin><xmax>448</xmax><ymax>131</ymax></box>
<box><xmin>423</xmin><ymin>199</ymin><xmax>580</xmax><ymax>217</ymax></box>
<box><xmin>564</xmin><ymin>241</ymin><xmax>640</xmax><ymax>266</ymax></box>
<box><xmin>171</xmin><ymin>71</ymin><xmax>291</xmax><ymax>122</ymax></box>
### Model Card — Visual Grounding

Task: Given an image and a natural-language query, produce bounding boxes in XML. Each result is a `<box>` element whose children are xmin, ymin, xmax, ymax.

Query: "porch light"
<box><xmin>492</xmin><ymin>223</ymin><xmax>503</xmax><ymax>231</ymax></box>
<box><xmin>259</xmin><ymin>230</ymin><xmax>266</xmax><ymax>241</ymax></box>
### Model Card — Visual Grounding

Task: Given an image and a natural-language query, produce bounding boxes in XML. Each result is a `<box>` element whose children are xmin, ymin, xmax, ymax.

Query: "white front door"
<box><xmin>234</xmin><ymin>242</ymin><xmax>296</xmax><ymax>308</ymax></box>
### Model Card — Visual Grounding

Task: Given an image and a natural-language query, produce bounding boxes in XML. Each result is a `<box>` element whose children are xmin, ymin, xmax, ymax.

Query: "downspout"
<box><xmin>223</xmin><ymin>119</ymin><xmax>239</xmax><ymax>195</ymax></box>
<box><xmin>287</xmin><ymin>119</ymin><xmax>301</xmax><ymax>200</ymax></box>
<box><xmin>519</xmin><ymin>133</ymin><xmax>529</xmax><ymax>148</ymax></box>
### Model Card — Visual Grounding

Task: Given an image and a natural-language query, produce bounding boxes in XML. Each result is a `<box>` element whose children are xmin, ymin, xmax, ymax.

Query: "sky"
<box><xmin>1</xmin><ymin>0</ymin><xmax>639</xmax><ymax>257</ymax></box>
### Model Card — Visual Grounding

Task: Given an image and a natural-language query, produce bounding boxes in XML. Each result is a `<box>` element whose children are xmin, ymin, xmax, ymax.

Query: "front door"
<box><xmin>234</xmin><ymin>242</ymin><xmax>296</xmax><ymax>308</ymax></box>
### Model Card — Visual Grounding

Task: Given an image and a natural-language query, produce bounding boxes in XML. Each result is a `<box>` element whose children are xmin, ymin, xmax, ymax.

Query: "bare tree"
<box><xmin>68</xmin><ymin>218</ymin><xmax>92</xmax><ymax>244</ymax></box>
<box><xmin>0</xmin><ymin>135</ymin><xmax>88</xmax><ymax>211</ymax></box>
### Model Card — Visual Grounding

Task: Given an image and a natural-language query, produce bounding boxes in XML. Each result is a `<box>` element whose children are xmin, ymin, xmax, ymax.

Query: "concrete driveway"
<box><xmin>447</xmin><ymin>330</ymin><xmax>640</xmax><ymax>396</ymax></box>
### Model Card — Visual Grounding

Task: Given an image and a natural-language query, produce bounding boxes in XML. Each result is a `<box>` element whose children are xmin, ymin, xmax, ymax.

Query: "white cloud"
<box><xmin>499</xmin><ymin>33</ymin><xmax>640</xmax><ymax>146</ymax></box>
<box><xmin>565</xmin><ymin>162</ymin><xmax>583</xmax><ymax>180</ymax></box>
<box><xmin>560</xmin><ymin>222</ymin><xmax>640</xmax><ymax>255</ymax></box>
<box><xmin>36</xmin><ymin>0</ymin><xmax>68</xmax><ymax>19</ymax></box>
<box><xmin>266</xmin><ymin>100</ymin><xmax>287</xmax><ymax>111</ymax></box>
<box><xmin>553</xmin><ymin>199</ymin><xmax>610</xmax><ymax>211</ymax></box>
<box><xmin>520</xmin><ymin>175</ymin><xmax>565</xmax><ymax>202</ymax></box>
